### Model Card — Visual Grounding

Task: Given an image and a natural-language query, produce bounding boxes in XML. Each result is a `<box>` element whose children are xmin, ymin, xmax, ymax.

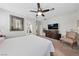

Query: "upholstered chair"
<box><xmin>60</xmin><ymin>31</ymin><xmax>77</xmax><ymax>48</ymax></box>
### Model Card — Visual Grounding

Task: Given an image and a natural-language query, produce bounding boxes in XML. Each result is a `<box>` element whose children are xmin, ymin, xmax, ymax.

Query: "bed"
<box><xmin>0</xmin><ymin>34</ymin><xmax>55</xmax><ymax>56</ymax></box>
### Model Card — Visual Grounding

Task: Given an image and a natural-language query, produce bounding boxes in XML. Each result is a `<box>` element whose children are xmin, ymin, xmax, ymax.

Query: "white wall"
<box><xmin>76</xmin><ymin>10</ymin><xmax>79</xmax><ymax>42</ymax></box>
<box><xmin>0</xmin><ymin>9</ymin><xmax>28</xmax><ymax>38</ymax></box>
<box><xmin>42</xmin><ymin>12</ymin><xmax>78</xmax><ymax>36</ymax></box>
<box><xmin>0</xmin><ymin>8</ymin><xmax>78</xmax><ymax>38</ymax></box>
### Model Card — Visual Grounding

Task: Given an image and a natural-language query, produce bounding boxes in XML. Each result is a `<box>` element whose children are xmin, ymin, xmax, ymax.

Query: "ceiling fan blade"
<box><xmin>50</xmin><ymin>8</ymin><xmax>55</xmax><ymax>11</ymax></box>
<box><xmin>42</xmin><ymin>9</ymin><xmax>50</xmax><ymax>12</ymax></box>
<box><xmin>42</xmin><ymin>8</ymin><xmax>55</xmax><ymax>12</ymax></box>
<box><xmin>30</xmin><ymin>10</ymin><xmax>37</xmax><ymax>13</ymax></box>
<box><xmin>37</xmin><ymin>3</ymin><xmax>40</xmax><ymax>9</ymax></box>
<box><xmin>41</xmin><ymin>14</ymin><xmax>45</xmax><ymax>17</ymax></box>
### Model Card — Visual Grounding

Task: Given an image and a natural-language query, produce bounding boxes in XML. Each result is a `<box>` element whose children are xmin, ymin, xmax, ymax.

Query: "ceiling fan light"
<box><xmin>37</xmin><ymin>12</ymin><xmax>42</xmax><ymax>15</ymax></box>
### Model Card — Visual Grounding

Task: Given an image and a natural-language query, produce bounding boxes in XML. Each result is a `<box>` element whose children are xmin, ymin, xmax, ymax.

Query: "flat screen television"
<box><xmin>48</xmin><ymin>23</ymin><xmax>58</xmax><ymax>29</ymax></box>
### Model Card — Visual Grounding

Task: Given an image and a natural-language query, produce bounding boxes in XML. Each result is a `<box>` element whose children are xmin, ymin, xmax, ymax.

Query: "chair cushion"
<box><xmin>66</xmin><ymin>32</ymin><xmax>77</xmax><ymax>39</ymax></box>
<box><xmin>62</xmin><ymin>38</ymin><xmax>74</xmax><ymax>44</ymax></box>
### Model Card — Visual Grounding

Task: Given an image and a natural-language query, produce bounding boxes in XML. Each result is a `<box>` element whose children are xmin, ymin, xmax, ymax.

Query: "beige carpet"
<box><xmin>52</xmin><ymin>39</ymin><xmax>79</xmax><ymax>56</ymax></box>
<box><xmin>39</xmin><ymin>35</ymin><xmax>79</xmax><ymax>56</ymax></box>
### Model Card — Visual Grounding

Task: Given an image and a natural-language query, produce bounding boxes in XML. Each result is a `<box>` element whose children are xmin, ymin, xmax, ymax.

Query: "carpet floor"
<box><xmin>52</xmin><ymin>39</ymin><xmax>79</xmax><ymax>56</ymax></box>
<box><xmin>39</xmin><ymin>35</ymin><xmax>79</xmax><ymax>56</ymax></box>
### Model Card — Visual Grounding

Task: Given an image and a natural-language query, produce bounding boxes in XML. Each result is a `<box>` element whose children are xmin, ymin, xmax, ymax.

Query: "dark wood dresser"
<box><xmin>43</xmin><ymin>29</ymin><xmax>61</xmax><ymax>40</ymax></box>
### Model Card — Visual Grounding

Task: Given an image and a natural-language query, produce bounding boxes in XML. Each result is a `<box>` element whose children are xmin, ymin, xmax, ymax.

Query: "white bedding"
<box><xmin>0</xmin><ymin>34</ymin><xmax>54</xmax><ymax>56</ymax></box>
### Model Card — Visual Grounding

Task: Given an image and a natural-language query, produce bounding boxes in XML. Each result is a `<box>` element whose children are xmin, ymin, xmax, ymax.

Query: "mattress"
<box><xmin>0</xmin><ymin>34</ymin><xmax>55</xmax><ymax>56</ymax></box>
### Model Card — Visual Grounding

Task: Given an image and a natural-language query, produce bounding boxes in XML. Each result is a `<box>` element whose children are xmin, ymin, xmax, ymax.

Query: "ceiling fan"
<box><xmin>30</xmin><ymin>3</ymin><xmax>55</xmax><ymax>17</ymax></box>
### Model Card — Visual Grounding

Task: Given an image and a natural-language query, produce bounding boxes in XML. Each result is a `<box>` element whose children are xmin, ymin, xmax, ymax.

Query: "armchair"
<box><xmin>60</xmin><ymin>31</ymin><xmax>77</xmax><ymax>48</ymax></box>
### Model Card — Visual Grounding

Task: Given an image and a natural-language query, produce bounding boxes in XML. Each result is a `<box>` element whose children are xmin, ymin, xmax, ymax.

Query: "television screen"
<box><xmin>48</xmin><ymin>23</ymin><xmax>58</xmax><ymax>29</ymax></box>
<box><xmin>48</xmin><ymin>24</ymin><xmax>53</xmax><ymax>29</ymax></box>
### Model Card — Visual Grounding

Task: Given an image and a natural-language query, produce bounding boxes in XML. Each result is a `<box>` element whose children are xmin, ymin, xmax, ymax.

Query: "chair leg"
<box><xmin>73</xmin><ymin>42</ymin><xmax>77</xmax><ymax>47</ymax></box>
<box><xmin>71</xmin><ymin>44</ymin><xmax>74</xmax><ymax>48</ymax></box>
<box><xmin>71</xmin><ymin>42</ymin><xmax>77</xmax><ymax>48</ymax></box>
<box><xmin>75</xmin><ymin>42</ymin><xmax>77</xmax><ymax>46</ymax></box>
<box><xmin>69</xmin><ymin>43</ymin><xmax>74</xmax><ymax>48</ymax></box>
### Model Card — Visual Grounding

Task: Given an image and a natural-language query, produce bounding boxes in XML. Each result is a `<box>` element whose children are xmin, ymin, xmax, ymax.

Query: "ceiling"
<box><xmin>0</xmin><ymin>3</ymin><xmax>79</xmax><ymax>18</ymax></box>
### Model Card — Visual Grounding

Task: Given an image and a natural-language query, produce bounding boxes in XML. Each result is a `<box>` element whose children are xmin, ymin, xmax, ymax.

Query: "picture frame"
<box><xmin>10</xmin><ymin>15</ymin><xmax>24</xmax><ymax>31</ymax></box>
